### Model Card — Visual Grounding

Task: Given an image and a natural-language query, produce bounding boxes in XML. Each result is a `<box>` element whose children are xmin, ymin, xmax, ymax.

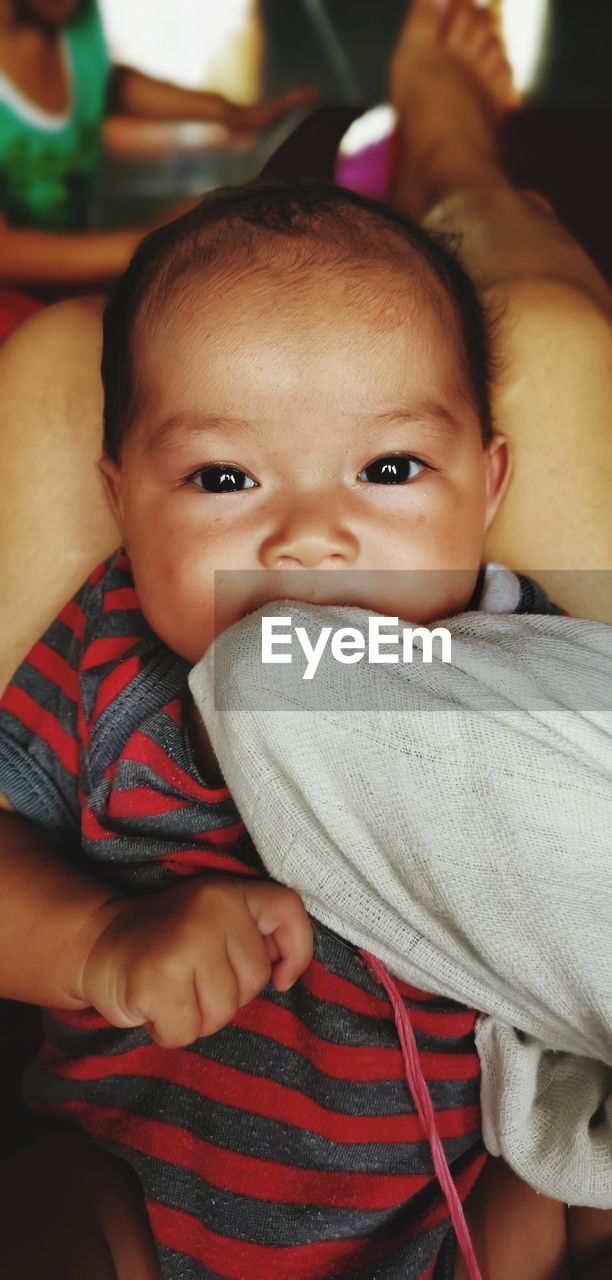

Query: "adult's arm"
<box><xmin>112</xmin><ymin>68</ymin><xmax>316</xmax><ymax>133</ymax></box>
<box><xmin>0</xmin><ymin>798</ymin><xmax>118</xmax><ymax>1009</ymax></box>
<box><xmin>0</xmin><ymin>216</ymin><xmax>140</xmax><ymax>289</ymax></box>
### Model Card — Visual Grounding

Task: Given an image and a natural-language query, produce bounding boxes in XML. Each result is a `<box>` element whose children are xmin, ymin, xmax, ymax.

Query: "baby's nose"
<box><xmin>273</xmin><ymin>547</ymin><xmax>347</xmax><ymax>571</ymax></box>
<box><xmin>259</xmin><ymin>505</ymin><xmax>359</xmax><ymax>571</ymax></box>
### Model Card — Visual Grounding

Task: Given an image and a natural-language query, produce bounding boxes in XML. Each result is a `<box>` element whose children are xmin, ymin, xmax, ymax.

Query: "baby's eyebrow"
<box><xmin>360</xmin><ymin>402</ymin><xmax>463</xmax><ymax>439</ymax></box>
<box><xmin>145</xmin><ymin>401</ymin><xmax>463</xmax><ymax>453</ymax></box>
<box><xmin>146</xmin><ymin>411</ymin><xmax>256</xmax><ymax>452</ymax></box>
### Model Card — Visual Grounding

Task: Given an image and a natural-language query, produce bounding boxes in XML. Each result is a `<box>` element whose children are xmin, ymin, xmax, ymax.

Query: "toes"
<box><xmin>444</xmin><ymin>2</ymin><xmax>517</xmax><ymax>99</ymax></box>
<box><xmin>390</xmin><ymin>0</ymin><xmax>450</xmax><ymax>102</ymax></box>
<box><xmin>395</xmin><ymin>0</ymin><xmax>449</xmax><ymax>49</ymax></box>
<box><xmin>479</xmin><ymin>35</ymin><xmax>506</xmax><ymax>70</ymax></box>
<box><xmin>446</xmin><ymin>9</ymin><xmax>485</xmax><ymax>56</ymax></box>
<box><xmin>480</xmin><ymin>49</ymin><xmax>511</xmax><ymax>94</ymax></box>
<box><xmin>390</xmin><ymin>0</ymin><xmax>520</xmax><ymax>117</ymax></box>
<box><xmin>448</xmin><ymin>8</ymin><xmax>496</xmax><ymax>54</ymax></box>
<box><xmin>480</xmin><ymin>50</ymin><xmax>519</xmax><ymax>111</ymax></box>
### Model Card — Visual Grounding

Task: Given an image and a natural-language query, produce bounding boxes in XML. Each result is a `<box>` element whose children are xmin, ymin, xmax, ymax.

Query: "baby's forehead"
<box><xmin>103</xmin><ymin>193</ymin><xmax>492</xmax><ymax>459</ymax></box>
<box><xmin>127</xmin><ymin>222</ymin><xmax>472</xmax><ymax>440</ymax></box>
<box><xmin>139</xmin><ymin>230</ymin><xmax>455</xmax><ymax>352</ymax></box>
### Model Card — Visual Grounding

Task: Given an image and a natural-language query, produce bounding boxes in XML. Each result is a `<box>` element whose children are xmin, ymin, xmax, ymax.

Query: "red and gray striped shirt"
<box><xmin>1</xmin><ymin>550</ymin><xmax>554</xmax><ymax>1279</ymax></box>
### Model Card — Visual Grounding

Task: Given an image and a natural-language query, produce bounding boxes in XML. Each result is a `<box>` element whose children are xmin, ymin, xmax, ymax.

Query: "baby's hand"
<box><xmin>79</xmin><ymin>876</ymin><xmax>313</xmax><ymax>1048</ymax></box>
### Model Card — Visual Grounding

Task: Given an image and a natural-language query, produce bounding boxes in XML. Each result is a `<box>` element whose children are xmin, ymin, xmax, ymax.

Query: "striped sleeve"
<box><xmin>0</xmin><ymin>586</ymin><xmax>88</xmax><ymax>853</ymax></box>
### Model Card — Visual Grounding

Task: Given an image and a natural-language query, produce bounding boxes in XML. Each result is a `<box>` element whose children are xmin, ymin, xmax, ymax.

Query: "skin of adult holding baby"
<box><xmin>0</xmin><ymin>186</ymin><xmax>556</xmax><ymax>1280</ymax></box>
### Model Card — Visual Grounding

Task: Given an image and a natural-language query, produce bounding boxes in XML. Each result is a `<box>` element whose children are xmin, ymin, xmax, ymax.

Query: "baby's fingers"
<box><xmin>132</xmin><ymin>986</ymin><xmax>206</xmax><ymax>1049</ymax></box>
<box><xmin>126</xmin><ymin>957</ymin><xmax>240</xmax><ymax>1048</ymax></box>
<box><xmin>245</xmin><ymin>883</ymin><xmax>314</xmax><ymax>991</ymax></box>
<box><xmin>269</xmin><ymin>914</ymin><xmax>314</xmax><ymax>991</ymax></box>
<box><xmin>264</xmin><ymin>934</ymin><xmax>281</xmax><ymax>966</ymax></box>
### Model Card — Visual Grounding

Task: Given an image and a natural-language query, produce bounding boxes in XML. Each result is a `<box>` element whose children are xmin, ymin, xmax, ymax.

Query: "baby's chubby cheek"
<box><xmin>405</xmin><ymin>486</ymin><xmax>484</xmax><ymax>561</ymax></box>
<box><xmin>126</xmin><ymin>535</ymin><xmax>215</xmax><ymax>661</ymax></box>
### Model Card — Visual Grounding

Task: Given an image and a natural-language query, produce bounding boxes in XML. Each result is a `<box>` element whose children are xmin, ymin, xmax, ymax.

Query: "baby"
<box><xmin>0</xmin><ymin>181</ymin><xmax>570</xmax><ymax>1280</ymax></box>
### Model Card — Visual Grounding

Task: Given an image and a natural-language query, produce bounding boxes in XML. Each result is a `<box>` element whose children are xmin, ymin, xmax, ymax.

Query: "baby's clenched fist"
<box><xmin>79</xmin><ymin>876</ymin><xmax>313</xmax><ymax>1048</ymax></box>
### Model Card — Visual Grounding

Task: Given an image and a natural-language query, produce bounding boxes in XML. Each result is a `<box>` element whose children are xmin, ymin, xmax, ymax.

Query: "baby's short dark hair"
<box><xmin>102</xmin><ymin>180</ymin><xmax>495</xmax><ymax>461</ymax></box>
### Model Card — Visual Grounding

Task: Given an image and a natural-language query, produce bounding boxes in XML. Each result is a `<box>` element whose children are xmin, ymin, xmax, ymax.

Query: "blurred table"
<box><xmin>93</xmin><ymin>105</ymin><xmax>315</xmax><ymax>230</ymax></box>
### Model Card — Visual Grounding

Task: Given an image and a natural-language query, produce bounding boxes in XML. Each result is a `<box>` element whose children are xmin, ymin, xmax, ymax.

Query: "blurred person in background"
<box><xmin>0</xmin><ymin>0</ymin><xmax>314</xmax><ymax>292</ymax></box>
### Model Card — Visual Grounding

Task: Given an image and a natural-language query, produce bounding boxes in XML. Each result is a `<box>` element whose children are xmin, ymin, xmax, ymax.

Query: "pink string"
<box><xmin>361</xmin><ymin>951</ymin><xmax>483</xmax><ymax>1280</ymax></box>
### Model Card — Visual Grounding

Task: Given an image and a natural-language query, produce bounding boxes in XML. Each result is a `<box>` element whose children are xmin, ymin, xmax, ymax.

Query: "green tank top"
<box><xmin>0</xmin><ymin>1</ymin><xmax>111</xmax><ymax>231</ymax></box>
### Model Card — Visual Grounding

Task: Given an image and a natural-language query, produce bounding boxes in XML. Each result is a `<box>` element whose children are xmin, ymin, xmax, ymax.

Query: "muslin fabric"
<box><xmin>189</xmin><ymin>595</ymin><xmax>612</xmax><ymax>1206</ymax></box>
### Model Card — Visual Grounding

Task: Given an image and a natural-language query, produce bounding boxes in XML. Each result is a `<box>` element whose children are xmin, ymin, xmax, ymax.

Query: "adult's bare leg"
<box><xmin>1</xmin><ymin>2</ymin><xmax>611</xmax><ymax>694</ymax></box>
<box><xmin>0</xmin><ymin>296</ymin><xmax>115</xmax><ymax>692</ymax></box>
<box><xmin>0</xmin><ymin>1126</ymin><xmax>161</xmax><ymax>1279</ymax></box>
<box><xmin>389</xmin><ymin>3</ymin><xmax>612</xmax><ymax>1275</ymax></box>
<box><xmin>453</xmin><ymin>1157</ymin><xmax>569</xmax><ymax>1280</ymax></box>
<box><xmin>390</xmin><ymin>0</ymin><xmax>612</xmax><ymax>622</ymax></box>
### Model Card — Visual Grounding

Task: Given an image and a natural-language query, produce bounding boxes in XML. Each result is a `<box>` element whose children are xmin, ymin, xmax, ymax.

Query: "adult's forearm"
<box><xmin>0</xmin><ymin>809</ymin><xmax>122</xmax><ymax>1009</ymax></box>
<box><xmin>114</xmin><ymin>69</ymin><xmax>317</xmax><ymax>134</ymax></box>
<box><xmin>114</xmin><ymin>67</ymin><xmax>230</xmax><ymax>125</ymax></box>
<box><xmin>0</xmin><ymin>226</ymin><xmax>140</xmax><ymax>288</ymax></box>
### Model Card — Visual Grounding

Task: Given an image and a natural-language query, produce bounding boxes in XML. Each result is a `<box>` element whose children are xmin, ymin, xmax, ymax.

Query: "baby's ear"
<box><xmin>484</xmin><ymin>434</ymin><xmax>511</xmax><ymax>530</ymax></box>
<box><xmin>98</xmin><ymin>455</ymin><xmax>125</xmax><ymax>533</ymax></box>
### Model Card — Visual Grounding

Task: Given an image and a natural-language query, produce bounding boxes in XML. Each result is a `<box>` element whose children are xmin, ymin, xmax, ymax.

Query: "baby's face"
<box><xmin>102</xmin><ymin>263</ymin><xmax>507</xmax><ymax>663</ymax></box>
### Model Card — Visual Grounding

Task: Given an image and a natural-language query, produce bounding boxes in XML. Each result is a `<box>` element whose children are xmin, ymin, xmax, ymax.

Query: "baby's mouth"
<box><xmin>214</xmin><ymin>568</ymin><xmax>465</xmax><ymax>631</ymax></box>
<box><xmin>241</xmin><ymin>570</ymin><xmax>376</xmax><ymax>618</ymax></box>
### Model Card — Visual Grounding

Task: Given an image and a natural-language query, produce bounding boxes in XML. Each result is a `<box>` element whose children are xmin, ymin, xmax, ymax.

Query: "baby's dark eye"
<box><xmin>188</xmin><ymin>465</ymin><xmax>256</xmax><ymax>493</ymax></box>
<box><xmin>358</xmin><ymin>455</ymin><xmax>426</xmax><ymax>485</ymax></box>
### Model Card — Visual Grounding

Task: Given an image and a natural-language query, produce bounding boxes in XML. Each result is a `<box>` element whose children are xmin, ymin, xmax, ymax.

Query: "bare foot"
<box><xmin>389</xmin><ymin>0</ymin><xmax>519</xmax><ymax>219</ymax></box>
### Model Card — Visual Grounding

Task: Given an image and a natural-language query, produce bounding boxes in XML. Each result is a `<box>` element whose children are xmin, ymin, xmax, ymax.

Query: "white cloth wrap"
<box><xmin>189</xmin><ymin>603</ymin><xmax>612</xmax><ymax>1206</ymax></box>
